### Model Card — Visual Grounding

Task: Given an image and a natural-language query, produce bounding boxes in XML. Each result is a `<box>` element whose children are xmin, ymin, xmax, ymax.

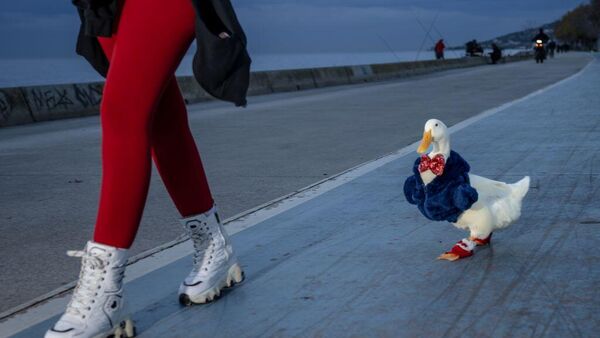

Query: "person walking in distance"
<box><xmin>489</xmin><ymin>43</ymin><xmax>502</xmax><ymax>64</ymax></box>
<box><xmin>547</xmin><ymin>40</ymin><xmax>556</xmax><ymax>58</ymax></box>
<box><xmin>45</xmin><ymin>0</ymin><xmax>251</xmax><ymax>337</ymax></box>
<box><xmin>435</xmin><ymin>39</ymin><xmax>446</xmax><ymax>60</ymax></box>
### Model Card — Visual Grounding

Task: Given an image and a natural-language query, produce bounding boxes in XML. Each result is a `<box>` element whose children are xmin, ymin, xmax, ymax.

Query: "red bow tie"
<box><xmin>419</xmin><ymin>154</ymin><xmax>446</xmax><ymax>176</ymax></box>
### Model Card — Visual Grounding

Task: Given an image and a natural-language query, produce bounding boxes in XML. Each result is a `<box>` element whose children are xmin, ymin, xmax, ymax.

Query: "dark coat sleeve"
<box><xmin>190</xmin><ymin>0</ymin><xmax>251</xmax><ymax>107</ymax></box>
<box><xmin>452</xmin><ymin>182</ymin><xmax>478</xmax><ymax>211</ymax></box>
<box><xmin>404</xmin><ymin>175</ymin><xmax>424</xmax><ymax>205</ymax></box>
<box><xmin>72</xmin><ymin>0</ymin><xmax>117</xmax><ymax>37</ymax></box>
<box><xmin>72</xmin><ymin>0</ymin><xmax>116</xmax><ymax>77</ymax></box>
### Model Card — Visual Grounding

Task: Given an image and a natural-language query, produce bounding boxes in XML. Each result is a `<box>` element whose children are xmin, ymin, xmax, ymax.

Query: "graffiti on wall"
<box><xmin>74</xmin><ymin>83</ymin><xmax>103</xmax><ymax>108</ymax></box>
<box><xmin>24</xmin><ymin>83</ymin><xmax>103</xmax><ymax>113</ymax></box>
<box><xmin>28</xmin><ymin>88</ymin><xmax>74</xmax><ymax>111</ymax></box>
<box><xmin>0</xmin><ymin>83</ymin><xmax>104</xmax><ymax>126</ymax></box>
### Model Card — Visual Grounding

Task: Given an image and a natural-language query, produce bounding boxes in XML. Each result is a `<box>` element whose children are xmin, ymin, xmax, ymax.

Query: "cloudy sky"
<box><xmin>0</xmin><ymin>0</ymin><xmax>587</xmax><ymax>58</ymax></box>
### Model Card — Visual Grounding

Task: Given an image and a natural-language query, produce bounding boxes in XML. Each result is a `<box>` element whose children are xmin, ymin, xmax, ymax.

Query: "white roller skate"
<box><xmin>45</xmin><ymin>241</ymin><xmax>135</xmax><ymax>338</ymax></box>
<box><xmin>179</xmin><ymin>206</ymin><xmax>244</xmax><ymax>306</ymax></box>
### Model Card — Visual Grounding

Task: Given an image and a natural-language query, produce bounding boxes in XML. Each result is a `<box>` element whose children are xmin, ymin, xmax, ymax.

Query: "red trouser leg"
<box><xmin>93</xmin><ymin>0</ymin><xmax>213</xmax><ymax>249</ymax></box>
<box><xmin>150</xmin><ymin>78</ymin><xmax>214</xmax><ymax>216</ymax></box>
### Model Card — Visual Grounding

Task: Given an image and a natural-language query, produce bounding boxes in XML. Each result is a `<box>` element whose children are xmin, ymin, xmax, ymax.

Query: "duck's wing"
<box><xmin>468</xmin><ymin>174</ymin><xmax>512</xmax><ymax>200</ymax></box>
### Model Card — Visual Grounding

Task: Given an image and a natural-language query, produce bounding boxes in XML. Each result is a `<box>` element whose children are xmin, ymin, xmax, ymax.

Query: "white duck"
<box><xmin>415</xmin><ymin>119</ymin><xmax>530</xmax><ymax>261</ymax></box>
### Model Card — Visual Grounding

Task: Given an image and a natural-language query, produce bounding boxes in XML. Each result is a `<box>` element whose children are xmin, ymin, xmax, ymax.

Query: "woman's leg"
<box><xmin>149</xmin><ymin>81</ymin><xmax>247</xmax><ymax>306</ymax></box>
<box><xmin>150</xmin><ymin>78</ymin><xmax>214</xmax><ymax>217</ymax></box>
<box><xmin>97</xmin><ymin>10</ymin><xmax>214</xmax><ymax>229</ymax></box>
<box><xmin>94</xmin><ymin>0</ymin><xmax>196</xmax><ymax>249</ymax></box>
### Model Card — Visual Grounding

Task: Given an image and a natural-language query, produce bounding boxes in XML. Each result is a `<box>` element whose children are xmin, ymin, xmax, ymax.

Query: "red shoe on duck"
<box><xmin>438</xmin><ymin>238</ymin><xmax>476</xmax><ymax>261</ymax></box>
<box><xmin>472</xmin><ymin>233</ymin><xmax>493</xmax><ymax>246</ymax></box>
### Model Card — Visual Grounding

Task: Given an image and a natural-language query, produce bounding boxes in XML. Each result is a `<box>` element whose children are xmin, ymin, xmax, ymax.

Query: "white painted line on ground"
<box><xmin>0</xmin><ymin>57</ymin><xmax>593</xmax><ymax>337</ymax></box>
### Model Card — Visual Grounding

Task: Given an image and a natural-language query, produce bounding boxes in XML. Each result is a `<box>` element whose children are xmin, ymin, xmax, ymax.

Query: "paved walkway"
<box><xmin>0</xmin><ymin>54</ymin><xmax>591</xmax><ymax>313</ymax></box>
<box><xmin>2</xmin><ymin>55</ymin><xmax>599</xmax><ymax>337</ymax></box>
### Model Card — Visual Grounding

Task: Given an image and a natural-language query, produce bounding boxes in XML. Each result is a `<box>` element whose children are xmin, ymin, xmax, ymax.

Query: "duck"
<box><xmin>403</xmin><ymin>119</ymin><xmax>530</xmax><ymax>261</ymax></box>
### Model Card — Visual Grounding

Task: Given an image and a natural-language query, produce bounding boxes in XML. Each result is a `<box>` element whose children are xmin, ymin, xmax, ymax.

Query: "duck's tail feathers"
<box><xmin>510</xmin><ymin>176</ymin><xmax>530</xmax><ymax>199</ymax></box>
<box><xmin>491</xmin><ymin>176</ymin><xmax>530</xmax><ymax>229</ymax></box>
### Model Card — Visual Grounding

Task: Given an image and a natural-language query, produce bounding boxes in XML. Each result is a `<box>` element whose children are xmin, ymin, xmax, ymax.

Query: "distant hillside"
<box><xmin>449</xmin><ymin>21</ymin><xmax>558</xmax><ymax>50</ymax></box>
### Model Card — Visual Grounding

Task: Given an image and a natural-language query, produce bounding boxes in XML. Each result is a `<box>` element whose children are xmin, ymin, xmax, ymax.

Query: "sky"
<box><xmin>0</xmin><ymin>0</ymin><xmax>588</xmax><ymax>58</ymax></box>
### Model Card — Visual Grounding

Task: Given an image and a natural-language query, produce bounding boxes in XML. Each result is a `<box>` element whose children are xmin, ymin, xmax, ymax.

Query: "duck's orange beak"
<box><xmin>417</xmin><ymin>130</ymin><xmax>432</xmax><ymax>154</ymax></box>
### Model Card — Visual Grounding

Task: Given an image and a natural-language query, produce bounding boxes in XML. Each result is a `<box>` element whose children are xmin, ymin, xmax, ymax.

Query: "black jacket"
<box><xmin>72</xmin><ymin>0</ymin><xmax>251</xmax><ymax>107</ymax></box>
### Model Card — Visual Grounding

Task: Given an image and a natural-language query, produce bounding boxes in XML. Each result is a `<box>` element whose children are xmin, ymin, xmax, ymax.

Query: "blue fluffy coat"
<box><xmin>403</xmin><ymin>150</ymin><xmax>478</xmax><ymax>223</ymax></box>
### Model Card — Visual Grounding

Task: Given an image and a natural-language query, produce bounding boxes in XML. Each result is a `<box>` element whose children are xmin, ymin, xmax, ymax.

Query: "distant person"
<box><xmin>465</xmin><ymin>40</ymin><xmax>474</xmax><ymax>56</ymax></box>
<box><xmin>533</xmin><ymin>28</ymin><xmax>549</xmax><ymax>44</ymax></box>
<box><xmin>475</xmin><ymin>42</ymin><xmax>483</xmax><ymax>55</ymax></box>
<box><xmin>547</xmin><ymin>40</ymin><xmax>556</xmax><ymax>58</ymax></box>
<box><xmin>532</xmin><ymin>29</ymin><xmax>549</xmax><ymax>64</ymax></box>
<box><xmin>489</xmin><ymin>43</ymin><xmax>502</xmax><ymax>64</ymax></box>
<box><xmin>466</xmin><ymin>39</ymin><xmax>482</xmax><ymax>57</ymax></box>
<box><xmin>435</xmin><ymin>39</ymin><xmax>445</xmax><ymax>60</ymax></box>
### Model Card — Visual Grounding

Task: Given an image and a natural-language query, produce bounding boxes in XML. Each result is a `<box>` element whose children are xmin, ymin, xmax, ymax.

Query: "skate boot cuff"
<box><xmin>87</xmin><ymin>240</ymin><xmax>129</xmax><ymax>253</ymax></box>
<box><xmin>180</xmin><ymin>205</ymin><xmax>218</xmax><ymax>225</ymax></box>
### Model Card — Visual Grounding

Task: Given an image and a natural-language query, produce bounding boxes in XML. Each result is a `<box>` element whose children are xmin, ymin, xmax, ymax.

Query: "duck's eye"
<box><xmin>435</xmin><ymin>123</ymin><xmax>439</xmax><ymax>127</ymax></box>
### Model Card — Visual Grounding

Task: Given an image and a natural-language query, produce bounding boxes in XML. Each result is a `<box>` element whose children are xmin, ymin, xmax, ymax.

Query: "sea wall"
<box><xmin>0</xmin><ymin>54</ymin><xmax>531</xmax><ymax>127</ymax></box>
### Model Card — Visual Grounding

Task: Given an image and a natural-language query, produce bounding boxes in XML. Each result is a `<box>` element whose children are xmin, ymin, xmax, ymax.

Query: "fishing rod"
<box><xmin>415</xmin><ymin>12</ymin><xmax>439</xmax><ymax>61</ymax></box>
<box><xmin>430</xmin><ymin>24</ymin><xmax>460</xmax><ymax>58</ymax></box>
<box><xmin>376</xmin><ymin>33</ymin><xmax>402</xmax><ymax>63</ymax></box>
<box><xmin>415</xmin><ymin>16</ymin><xmax>460</xmax><ymax>59</ymax></box>
<box><xmin>415</xmin><ymin>17</ymin><xmax>438</xmax><ymax>52</ymax></box>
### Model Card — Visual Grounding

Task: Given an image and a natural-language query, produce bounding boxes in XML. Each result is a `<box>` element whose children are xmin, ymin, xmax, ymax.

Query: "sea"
<box><xmin>0</xmin><ymin>49</ymin><xmax>525</xmax><ymax>88</ymax></box>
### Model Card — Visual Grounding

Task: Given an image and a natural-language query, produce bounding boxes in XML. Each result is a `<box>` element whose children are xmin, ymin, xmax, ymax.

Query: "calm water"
<box><xmin>0</xmin><ymin>50</ymin><xmax>524</xmax><ymax>88</ymax></box>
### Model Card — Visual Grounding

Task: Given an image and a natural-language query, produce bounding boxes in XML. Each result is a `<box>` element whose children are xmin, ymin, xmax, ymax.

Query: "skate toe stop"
<box><xmin>179</xmin><ymin>294</ymin><xmax>193</xmax><ymax>307</ymax></box>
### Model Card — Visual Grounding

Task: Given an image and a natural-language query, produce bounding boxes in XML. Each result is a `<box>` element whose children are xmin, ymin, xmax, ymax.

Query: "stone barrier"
<box><xmin>0</xmin><ymin>53</ymin><xmax>531</xmax><ymax>127</ymax></box>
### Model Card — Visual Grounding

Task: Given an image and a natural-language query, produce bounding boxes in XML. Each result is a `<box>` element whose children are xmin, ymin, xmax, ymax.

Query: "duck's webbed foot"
<box><xmin>438</xmin><ymin>238</ymin><xmax>476</xmax><ymax>261</ymax></box>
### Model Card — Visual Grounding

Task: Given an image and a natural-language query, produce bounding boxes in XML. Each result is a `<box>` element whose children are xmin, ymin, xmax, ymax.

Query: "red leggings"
<box><xmin>94</xmin><ymin>0</ymin><xmax>213</xmax><ymax>249</ymax></box>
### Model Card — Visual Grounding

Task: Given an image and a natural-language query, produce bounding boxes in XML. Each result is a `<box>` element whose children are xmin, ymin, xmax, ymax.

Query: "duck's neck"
<box><xmin>430</xmin><ymin>138</ymin><xmax>450</xmax><ymax>159</ymax></box>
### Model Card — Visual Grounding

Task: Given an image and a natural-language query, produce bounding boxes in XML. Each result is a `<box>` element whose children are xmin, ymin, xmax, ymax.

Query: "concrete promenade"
<box><xmin>0</xmin><ymin>53</ymin><xmax>597</xmax><ymax>337</ymax></box>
